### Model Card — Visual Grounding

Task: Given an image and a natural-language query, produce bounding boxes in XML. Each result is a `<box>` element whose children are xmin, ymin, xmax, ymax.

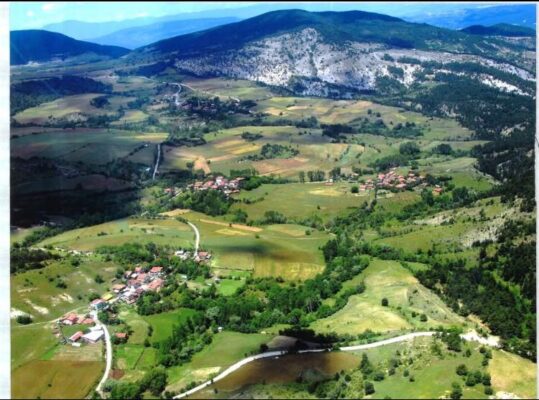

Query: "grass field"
<box><xmin>143</xmin><ymin>308</ymin><xmax>199</xmax><ymax>343</ymax></box>
<box><xmin>182</xmin><ymin>77</ymin><xmax>275</xmax><ymax>101</ymax></box>
<box><xmin>230</xmin><ymin>182</ymin><xmax>369</xmax><ymax>222</ymax></box>
<box><xmin>39</xmin><ymin>217</ymin><xmax>194</xmax><ymax>251</ymax></box>
<box><xmin>312</xmin><ymin>259</ymin><xmax>465</xmax><ymax>335</ymax></box>
<box><xmin>215</xmin><ymin>278</ymin><xmax>245</xmax><ymax>296</ymax></box>
<box><xmin>12</xmin><ymin>323</ymin><xmax>57</xmax><ymax>369</ymax></box>
<box><xmin>12</xmin><ymin>360</ymin><xmax>103</xmax><ymax>399</ymax></box>
<box><xmin>183</xmin><ymin>211</ymin><xmax>331</xmax><ymax>280</ymax></box>
<box><xmin>167</xmin><ymin>331</ymin><xmax>271</xmax><ymax>391</ymax></box>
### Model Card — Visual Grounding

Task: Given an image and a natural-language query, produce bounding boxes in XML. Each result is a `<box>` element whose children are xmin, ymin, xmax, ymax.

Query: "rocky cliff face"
<box><xmin>171</xmin><ymin>27</ymin><xmax>534</xmax><ymax>97</ymax></box>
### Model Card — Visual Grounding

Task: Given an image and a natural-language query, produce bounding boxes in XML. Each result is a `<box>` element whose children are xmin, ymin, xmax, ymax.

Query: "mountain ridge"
<box><xmin>10</xmin><ymin>30</ymin><xmax>129</xmax><ymax>65</ymax></box>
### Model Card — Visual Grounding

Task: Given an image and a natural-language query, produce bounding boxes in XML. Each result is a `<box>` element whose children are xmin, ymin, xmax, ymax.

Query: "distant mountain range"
<box><xmin>10</xmin><ymin>30</ymin><xmax>129</xmax><ymax>65</ymax></box>
<box><xmin>406</xmin><ymin>4</ymin><xmax>536</xmax><ymax>29</ymax></box>
<box><xmin>87</xmin><ymin>17</ymin><xmax>240</xmax><ymax>49</ymax></box>
<box><xmin>39</xmin><ymin>3</ymin><xmax>535</xmax><ymax>48</ymax></box>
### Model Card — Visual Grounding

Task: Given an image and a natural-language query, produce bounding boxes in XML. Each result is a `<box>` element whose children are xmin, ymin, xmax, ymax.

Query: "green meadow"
<box><xmin>312</xmin><ymin>259</ymin><xmax>465</xmax><ymax>335</ymax></box>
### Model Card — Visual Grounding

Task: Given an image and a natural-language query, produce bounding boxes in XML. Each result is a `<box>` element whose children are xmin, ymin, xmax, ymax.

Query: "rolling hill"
<box><xmin>461</xmin><ymin>23</ymin><xmax>536</xmax><ymax>37</ymax></box>
<box><xmin>10</xmin><ymin>30</ymin><xmax>129</xmax><ymax>65</ymax></box>
<box><xmin>131</xmin><ymin>9</ymin><xmax>534</xmax><ymax>97</ymax></box>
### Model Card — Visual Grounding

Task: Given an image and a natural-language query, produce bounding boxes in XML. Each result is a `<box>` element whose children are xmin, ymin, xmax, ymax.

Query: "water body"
<box><xmin>190</xmin><ymin>352</ymin><xmax>360</xmax><ymax>398</ymax></box>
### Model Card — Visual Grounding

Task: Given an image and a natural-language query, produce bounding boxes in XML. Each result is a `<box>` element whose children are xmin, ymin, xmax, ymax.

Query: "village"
<box><xmin>54</xmin><ymin>248</ymin><xmax>213</xmax><ymax>347</ymax></box>
<box><xmin>165</xmin><ymin>175</ymin><xmax>244</xmax><ymax>197</ymax></box>
<box><xmin>356</xmin><ymin>168</ymin><xmax>443</xmax><ymax>195</ymax></box>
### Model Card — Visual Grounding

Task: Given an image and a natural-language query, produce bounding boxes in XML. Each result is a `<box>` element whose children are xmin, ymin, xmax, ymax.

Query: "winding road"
<box><xmin>94</xmin><ymin>312</ymin><xmax>112</xmax><ymax>398</ymax></box>
<box><xmin>173</xmin><ymin>330</ymin><xmax>498</xmax><ymax>399</ymax></box>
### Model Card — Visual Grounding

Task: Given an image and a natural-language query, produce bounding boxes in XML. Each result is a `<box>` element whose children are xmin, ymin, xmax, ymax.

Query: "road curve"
<box><xmin>187</xmin><ymin>221</ymin><xmax>200</xmax><ymax>255</ymax></box>
<box><xmin>95</xmin><ymin>314</ymin><xmax>112</xmax><ymax>397</ymax></box>
<box><xmin>173</xmin><ymin>331</ymin><xmax>435</xmax><ymax>399</ymax></box>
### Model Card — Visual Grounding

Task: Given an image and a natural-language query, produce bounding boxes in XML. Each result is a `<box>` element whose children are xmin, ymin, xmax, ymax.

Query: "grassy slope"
<box><xmin>39</xmin><ymin>217</ymin><xmax>194</xmax><ymax>251</ymax></box>
<box><xmin>311</xmin><ymin>259</ymin><xmax>465</xmax><ymax>335</ymax></box>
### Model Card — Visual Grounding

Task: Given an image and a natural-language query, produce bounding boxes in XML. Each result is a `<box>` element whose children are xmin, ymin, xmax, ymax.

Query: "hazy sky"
<box><xmin>10</xmin><ymin>2</ymin><xmax>501</xmax><ymax>30</ymax></box>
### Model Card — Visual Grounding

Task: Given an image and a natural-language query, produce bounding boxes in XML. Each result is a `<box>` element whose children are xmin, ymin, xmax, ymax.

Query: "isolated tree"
<box><xmin>381</xmin><ymin>298</ymin><xmax>389</xmax><ymax>307</ymax></box>
<box><xmin>456</xmin><ymin>364</ymin><xmax>468</xmax><ymax>376</ymax></box>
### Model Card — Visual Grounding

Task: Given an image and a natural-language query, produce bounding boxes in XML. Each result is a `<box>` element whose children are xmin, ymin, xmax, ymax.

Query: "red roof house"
<box><xmin>69</xmin><ymin>331</ymin><xmax>84</xmax><ymax>342</ymax></box>
<box><xmin>149</xmin><ymin>266</ymin><xmax>163</xmax><ymax>274</ymax></box>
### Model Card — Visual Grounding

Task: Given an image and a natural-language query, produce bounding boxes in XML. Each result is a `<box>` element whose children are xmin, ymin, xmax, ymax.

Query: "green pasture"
<box><xmin>143</xmin><ymin>308</ymin><xmax>199</xmax><ymax>343</ymax></box>
<box><xmin>230</xmin><ymin>182</ymin><xmax>368</xmax><ymax>222</ymax></box>
<box><xmin>183</xmin><ymin>211</ymin><xmax>331</xmax><ymax>280</ymax></box>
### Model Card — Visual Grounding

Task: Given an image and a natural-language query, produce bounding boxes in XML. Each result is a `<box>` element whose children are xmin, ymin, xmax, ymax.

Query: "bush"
<box><xmin>381</xmin><ymin>298</ymin><xmax>389</xmax><ymax>307</ymax></box>
<box><xmin>364</xmin><ymin>381</ymin><xmax>375</xmax><ymax>395</ymax></box>
<box><xmin>16</xmin><ymin>315</ymin><xmax>32</xmax><ymax>325</ymax></box>
<box><xmin>373</xmin><ymin>371</ymin><xmax>385</xmax><ymax>381</ymax></box>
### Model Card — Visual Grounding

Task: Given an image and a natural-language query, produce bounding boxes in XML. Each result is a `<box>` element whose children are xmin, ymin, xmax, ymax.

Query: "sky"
<box><xmin>10</xmin><ymin>2</ymin><xmax>257</xmax><ymax>29</ymax></box>
<box><xmin>9</xmin><ymin>2</ymin><xmax>502</xmax><ymax>30</ymax></box>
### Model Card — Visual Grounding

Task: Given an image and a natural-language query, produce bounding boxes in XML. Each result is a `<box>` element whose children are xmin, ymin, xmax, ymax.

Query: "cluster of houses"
<box><xmin>56</xmin><ymin>248</ymin><xmax>215</xmax><ymax>347</ymax></box>
<box><xmin>57</xmin><ymin>312</ymin><xmax>104</xmax><ymax>346</ymax></box>
<box><xmin>173</xmin><ymin>249</ymin><xmax>212</xmax><ymax>263</ymax></box>
<box><xmin>358</xmin><ymin>168</ymin><xmax>426</xmax><ymax>192</ymax></box>
<box><xmin>108</xmin><ymin>265</ymin><xmax>167</xmax><ymax>305</ymax></box>
<box><xmin>188</xmin><ymin>176</ymin><xmax>244</xmax><ymax>196</ymax></box>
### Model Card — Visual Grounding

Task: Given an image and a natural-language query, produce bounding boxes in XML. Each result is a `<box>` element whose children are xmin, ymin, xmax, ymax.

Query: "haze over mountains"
<box><xmin>88</xmin><ymin>17</ymin><xmax>240</xmax><ymax>49</ymax></box>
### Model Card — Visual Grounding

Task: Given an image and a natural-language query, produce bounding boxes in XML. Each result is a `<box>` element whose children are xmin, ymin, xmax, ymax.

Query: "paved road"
<box><xmin>173</xmin><ymin>332</ymin><xmax>435</xmax><ymax>398</ymax></box>
<box><xmin>152</xmin><ymin>143</ymin><xmax>161</xmax><ymax>181</ymax></box>
<box><xmin>173</xmin><ymin>330</ymin><xmax>499</xmax><ymax>399</ymax></box>
<box><xmin>187</xmin><ymin>221</ymin><xmax>200</xmax><ymax>255</ymax></box>
<box><xmin>94</xmin><ymin>312</ymin><xmax>112</xmax><ymax>398</ymax></box>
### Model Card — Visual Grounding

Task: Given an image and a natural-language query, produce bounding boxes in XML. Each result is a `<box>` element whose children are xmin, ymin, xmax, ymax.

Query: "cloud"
<box><xmin>136</xmin><ymin>12</ymin><xmax>149</xmax><ymax>18</ymax></box>
<box><xmin>41</xmin><ymin>3</ymin><xmax>56</xmax><ymax>12</ymax></box>
<box><xmin>26</xmin><ymin>10</ymin><xmax>35</xmax><ymax>17</ymax></box>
